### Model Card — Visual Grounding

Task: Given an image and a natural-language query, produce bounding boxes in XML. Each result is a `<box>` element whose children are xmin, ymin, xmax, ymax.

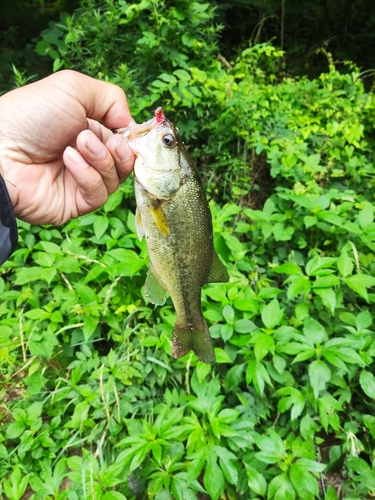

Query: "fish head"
<box><xmin>123</xmin><ymin>108</ymin><xmax>186</xmax><ymax>199</ymax></box>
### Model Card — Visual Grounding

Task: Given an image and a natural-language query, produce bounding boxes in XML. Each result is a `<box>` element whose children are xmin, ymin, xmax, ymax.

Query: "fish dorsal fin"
<box><xmin>207</xmin><ymin>251</ymin><xmax>229</xmax><ymax>284</ymax></box>
<box><xmin>149</xmin><ymin>202</ymin><xmax>170</xmax><ymax>236</ymax></box>
<box><xmin>145</xmin><ymin>265</ymin><xmax>169</xmax><ymax>305</ymax></box>
<box><xmin>135</xmin><ymin>207</ymin><xmax>144</xmax><ymax>241</ymax></box>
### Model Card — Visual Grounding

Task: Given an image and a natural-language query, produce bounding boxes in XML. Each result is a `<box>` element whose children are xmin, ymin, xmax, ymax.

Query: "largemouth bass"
<box><xmin>122</xmin><ymin>108</ymin><xmax>229</xmax><ymax>365</ymax></box>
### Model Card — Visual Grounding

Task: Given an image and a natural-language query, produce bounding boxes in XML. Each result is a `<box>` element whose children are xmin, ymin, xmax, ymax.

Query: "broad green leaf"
<box><xmin>276</xmin><ymin>387</ymin><xmax>305</xmax><ymax>420</ymax></box>
<box><xmin>305</xmin><ymin>256</ymin><xmax>336</xmax><ymax>276</ymax></box>
<box><xmin>273</xmin><ymin>263</ymin><xmax>303</xmax><ymax>275</ymax></box>
<box><xmin>245</xmin><ymin>464</ymin><xmax>267</xmax><ymax>496</ymax></box>
<box><xmin>204</xmin><ymin>455</ymin><xmax>224</xmax><ymax>500</ymax></box>
<box><xmin>214</xmin><ymin>348</ymin><xmax>232</xmax><ymax>363</ymax></box>
<box><xmin>268</xmin><ymin>473</ymin><xmax>295</xmax><ymax>500</ymax></box>
<box><xmin>358</xmin><ymin>204</ymin><xmax>374</xmax><ymax>229</ymax></box>
<box><xmin>300</xmin><ymin>414</ymin><xmax>318</xmax><ymax>441</ymax></box>
<box><xmin>6</xmin><ymin>421</ymin><xmax>26</xmax><ymax>440</ymax></box>
<box><xmin>304</xmin><ymin>215</ymin><xmax>317</xmax><ymax>228</ymax></box>
<box><xmin>313</xmin><ymin>275</ymin><xmax>340</xmax><ymax>288</ymax></box>
<box><xmin>290</xmin><ymin>463</ymin><xmax>319</xmax><ymax>497</ymax></box>
<box><xmin>308</xmin><ymin>359</ymin><xmax>331</xmax><ymax>398</ymax></box>
<box><xmin>303</xmin><ymin>317</ymin><xmax>327</xmax><ymax>344</ymax></box>
<box><xmin>29</xmin><ymin>332</ymin><xmax>58</xmax><ymax>360</ymax></box>
<box><xmin>286</xmin><ymin>275</ymin><xmax>311</xmax><ymax>299</ymax></box>
<box><xmin>222</xmin><ymin>304</ymin><xmax>235</xmax><ymax>323</ymax></box>
<box><xmin>102</xmin><ymin>492</ymin><xmax>127</xmax><ymax>500</ymax></box>
<box><xmin>214</xmin><ymin>446</ymin><xmax>238</xmax><ymax>485</ymax></box>
<box><xmin>246</xmin><ymin>360</ymin><xmax>272</xmax><ymax>395</ymax></box>
<box><xmin>3</xmin><ymin>466</ymin><xmax>29</xmax><ymax>500</ymax></box>
<box><xmin>359</xmin><ymin>370</ymin><xmax>375</xmax><ymax>399</ymax></box>
<box><xmin>24</xmin><ymin>308</ymin><xmax>49</xmax><ymax>320</ymax></box>
<box><xmin>355</xmin><ymin>310</ymin><xmax>372</xmax><ymax>330</ymax></box>
<box><xmin>93</xmin><ymin>215</ymin><xmax>109</xmax><ymax>240</ymax></box>
<box><xmin>253</xmin><ymin>333</ymin><xmax>275</xmax><ymax>361</ymax></box>
<box><xmin>314</xmin><ymin>287</ymin><xmax>336</xmax><ymax>314</ymax></box>
<box><xmin>345</xmin><ymin>274</ymin><xmax>375</xmax><ymax>300</ymax></box>
<box><xmin>14</xmin><ymin>266</ymin><xmax>56</xmax><ymax>285</ymax></box>
<box><xmin>233</xmin><ymin>318</ymin><xmax>256</xmax><ymax>333</ymax></box>
<box><xmin>261</xmin><ymin>298</ymin><xmax>283</xmax><ymax>329</ymax></box>
<box><xmin>337</xmin><ymin>251</ymin><xmax>353</xmax><ymax>277</ymax></box>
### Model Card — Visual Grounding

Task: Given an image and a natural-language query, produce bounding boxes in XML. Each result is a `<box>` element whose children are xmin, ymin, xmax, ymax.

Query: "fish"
<box><xmin>121</xmin><ymin>107</ymin><xmax>229</xmax><ymax>364</ymax></box>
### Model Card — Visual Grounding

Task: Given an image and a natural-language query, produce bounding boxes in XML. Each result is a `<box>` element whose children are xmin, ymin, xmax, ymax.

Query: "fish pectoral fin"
<box><xmin>172</xmin><ymin>317</ymin><xmax>215</xmax><ymax>365</ymax></box>
<box><xmin>149</xmin><ymin>202</ymin><xmax>170</xmax><ymax>236</ymax></box>
<box><xmin>207</xmin><ymin>251</ymin><xmax>229</xmax><ymax>283</ymax></box>
<box><xmin>145</xmin><ymin>265</ymin><xmax>169</xmax><ymax>305</ymax></box>
<box><xmin>135</xmin><ymin>207</ymin><xmax>144</xmax><ymax>241</ymax></box>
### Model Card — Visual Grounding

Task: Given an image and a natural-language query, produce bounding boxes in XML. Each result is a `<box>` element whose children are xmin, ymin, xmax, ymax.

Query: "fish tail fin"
<box><xmin>172</xmin><ymin>318</ymin><xmax>216</xmax><ymax>365</ymax></box>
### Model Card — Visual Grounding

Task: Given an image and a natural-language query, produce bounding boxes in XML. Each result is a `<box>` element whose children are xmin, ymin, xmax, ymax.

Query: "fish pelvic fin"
<box><xmin>207</xmin><ymin>251</ymin><xmax>229</xmax><ymax>284</ymax></box>
<box><xmin>145</xmin><ymin>265</ymin><xmax>169</xmax><ymax>305</ymax></box>
<box><xmin>172</xmin><ymin>317</ymin><xmax>215</xmax><ymax>365</ymax></box>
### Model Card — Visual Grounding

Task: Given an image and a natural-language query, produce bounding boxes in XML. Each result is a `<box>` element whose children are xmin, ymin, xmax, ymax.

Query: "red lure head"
<box><xmin>154</xmin><ymin>107</ymin><xmax>166</xmax><ymax>123</ymax></box>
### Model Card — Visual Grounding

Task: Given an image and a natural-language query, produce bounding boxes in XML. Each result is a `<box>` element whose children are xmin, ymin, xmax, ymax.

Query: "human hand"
<box><xmin>0</xmin><ymin>70</ymin><xmax>135</xmax><ymax>225</ymax></box>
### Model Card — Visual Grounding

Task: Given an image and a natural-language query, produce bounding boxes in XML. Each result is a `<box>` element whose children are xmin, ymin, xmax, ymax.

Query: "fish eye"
<box><xmin>162</xmin><ymin>133</ymin><xmax>175</xmax><ymax>147</ymax></box>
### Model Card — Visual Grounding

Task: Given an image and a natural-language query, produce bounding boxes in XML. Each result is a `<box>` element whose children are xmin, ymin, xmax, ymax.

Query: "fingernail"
<box><xmin>66</xmin><ymin>146</ymin><xmax>89</xmax><ymax>168</ymax></box>
<box><xmin>85</xmin><ymin>130</ymin><xmax>106</xmax><ymax>159</ymax></box>
<box><xmin>115</xmin><ymin>136</ymin><xmax>131</xmax><ymax>162</ymax></box>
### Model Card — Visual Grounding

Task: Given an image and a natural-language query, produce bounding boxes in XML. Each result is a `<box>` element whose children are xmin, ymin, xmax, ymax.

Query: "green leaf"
<box><xmin>355</xmin><ymin>310</ymin><xmax>372</xmax><ymax>330</ymax></box>
<box><xmin>273</xmin><ymin>263</ymin><xmax>303</xmax><ymax>275</ymax></box>
<box><xmin>345</xmin><ymin>273</ymin><xmax>375</xmax><ymax>300</ymax></box>
<box><xmin>313</xmin><ymin>275</ymin><xmax>340</xmax><ymax>288</ymax></box>
<box><xmin>337</xmin><ymin>251</ymin><xmax>353</xmax><ymax>277</ymax></box>
<box><xmin>286</xmin><ymin>275</ymin><xmax>311</xmax><ymax>299</ymax></box>
<box><xmin>6</xmin><ymin>421</ymin><xmax>26</xmax><ymax>440</ymax></box>
<box><xmin>94</xmin><ymin>215</ymin><xmax>109</xmax><ymax>240</ymax></box>
<box><xmin>15</xmin><ymin>266</ymin><xmax>56</xmax><ymax>285</ymax></box>
<box><xmin>222</xmin><ymin>304</ymin><xmax>235</xmax><ymax>323</ymax></box>
<box><xmin>204</xmin><ymin>454</ymin><xmax>224</xmax><ymax>500</ymax></box>
<box><xmin>3</xmin><ymin>466</ymin><xmax>29</xmax><ymax>500</ymax></box>
<box><xmin>308</xmin><ymin>359</ymin><xmax>331</xmax><ymax>398</ymax></box>
<box><xmin>245</xmin><ymin>464</ymin><xmax>267</xmax><ymax>496</ymax></box>
<box><xmin>261</xmin><ymin>298</ymin><xmax>283</xmax><ymax>329</ymax></box>
<box><xmin>83</xmin><ymin>316</ymin><xmax>99</xmax><ymax>340</ymax></box>
<box><xmin>214</xmin><ymin>446</ymin><xmax>238</xmax><ymax>485</ymax></box>
<box><xmin>314</xmin><ymin>287</ymin><xmax>336</xmax><ymax>314</ymax></box>
<box><xmin>233</xmin><ymin>318</ymin><xmax>256</xmax><ymax>333</ymax></box>
<box><xmin>24</xmin><ymin>308</ymin><xmax>49</xmax><ymax>320</ymax></box>
<box><xmin>358</xmin><ymin>204</ymin><xmax>374</xmax><ymax>229</ymax></box>
<box><xmin>29</xmin><ymin>332</ymin><xmax>58</xmax><ymax>360</ymax></box>
<box><xmin>253</xmin><ymin>333</ymin><xmax>275</xmax><ymax>361</ymax></box>
<box><xmin>290</xmin><ymin>462</ymin><xmax>319</xmax><ymax>497</ymax></box>
<box><xmin>276</xmin><ymin>387</ymin><xmax>305</xmax><ymax>420</ymax></box>
<box><xmin>268</xmin><ymin>473</ymin><xmax>295</xmax><ymax>500</ymax></box>
<box><xmin>214</xmin><ymin>348</ymin><xmax>232</xmax><ymax>363</ymax></box>
<box><xmin>300</xmin><ymin>414</ymin><xmax>318</xmax><ymax>441</ymax></box>
<box><xmin>303</xmin><ymin>317</ymin><xmax>327</xmax><ymax>344</ymax></box>
<box><xmin>305</xmin><ymin>256</ymin><xmax>336</xmax><ymax>276</ymax></box>
<box><xmin>359</xmin><ymin>370</ymin><xmax>375</xmax><ymax>399</ymax></box>
<box><xmin>102</xmin><ymin>492</ymin><xmax>127</xmax><ymax>500</ymax></box>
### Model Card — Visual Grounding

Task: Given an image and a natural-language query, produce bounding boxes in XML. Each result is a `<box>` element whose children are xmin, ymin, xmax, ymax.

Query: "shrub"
<box><xmin>1</xmin><ymin>1</ymin><xmax>375</xmax><ymax>498</ymax></box>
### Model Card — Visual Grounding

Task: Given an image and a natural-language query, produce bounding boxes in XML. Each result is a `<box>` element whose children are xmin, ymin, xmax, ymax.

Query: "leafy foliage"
<box><xmin>1</xmin><ymin>1</ymin><xmax>375</xmax><ymax>499</ymax></box>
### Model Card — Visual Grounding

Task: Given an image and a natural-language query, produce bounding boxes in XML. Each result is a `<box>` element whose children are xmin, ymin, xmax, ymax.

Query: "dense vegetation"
<box><xmin>1</xmin><ymin>1</ymin><xmax>375</xmax><ymax>499</ymax></box>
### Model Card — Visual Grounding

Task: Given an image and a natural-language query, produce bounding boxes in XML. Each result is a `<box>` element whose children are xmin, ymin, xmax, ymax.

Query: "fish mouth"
<box><xmin>116</xmin><ymin>107</ymin><xmax>168</xmax><ymax>140</ymax></box>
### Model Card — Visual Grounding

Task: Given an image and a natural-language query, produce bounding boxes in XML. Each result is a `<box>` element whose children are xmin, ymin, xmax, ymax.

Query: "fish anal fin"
<box><xmin>172</xmin><ymin>317</ymin><xmax>215</xmax><ymax>365</ymax></box>
<box><xmin>135</xmin><ymin>207</ymin><xmax>144</xmax><ymax>241</ymax></box>
<box><xmin>145</xmin><ymin>265</ymin><xmax>169</xmax><ymax>305</ymax></box>
<box><xmin>207</xmin><ymin>251</ymin><xmax>229</xmax><ymax>284</ymax></box>
<box><xmin>149</xmin><ymin>202</ymin><xmax>170</xmax><ymax>236</ymax></box>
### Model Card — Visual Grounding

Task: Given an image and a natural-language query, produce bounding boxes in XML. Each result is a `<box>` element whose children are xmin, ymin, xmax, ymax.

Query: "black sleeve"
<box><xmin>0</xmin><ymin>175</ymin><xmax>18</xmax><ymax>265</ymax></box>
